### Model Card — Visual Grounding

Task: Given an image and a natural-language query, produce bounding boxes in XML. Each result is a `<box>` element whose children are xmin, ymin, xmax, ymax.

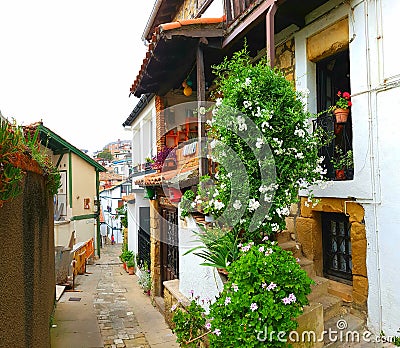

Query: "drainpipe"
<box><xmin>266</xmin><ymin>1</ymin><xmax>277</xmax><ymax>67</ymax></box>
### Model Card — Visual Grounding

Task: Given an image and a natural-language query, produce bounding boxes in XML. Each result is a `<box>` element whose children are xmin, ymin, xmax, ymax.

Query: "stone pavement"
<box><xmin>51</xmin><ymin>244</ymin><xmax>178</xmax><ymax>348</ymax></box>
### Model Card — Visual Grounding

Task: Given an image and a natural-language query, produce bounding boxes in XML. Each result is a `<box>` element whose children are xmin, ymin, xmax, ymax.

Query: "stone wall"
<box><xmin>174</xmin><ymin>0</ymin><xmax>199</xmax><ymax>21</ymax></box>
<box><xmin>149</xmin><ymin>199</ymin><xmax>162</xmax><ymax>297</ymax></box>
<box><xmin>155</xmin><ymin>96</ymin><xmax>165</xmax><ymax>153</ymax></box>
<box><xmin>296</xmin><ymin>197</ymin><xmax>368</xmax><ymax>310</ymax></box>
<box><xmin>0</xmin><ymin>171</ymin><xmax>55</xmax><ymax>348</ymax></box>
<box><xmin>275</xmin><ymin>38</ymin><xmax>296</xmax><ymax>82</ymax></box>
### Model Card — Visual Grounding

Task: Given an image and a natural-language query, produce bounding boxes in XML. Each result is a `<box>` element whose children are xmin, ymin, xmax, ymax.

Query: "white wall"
<box><xmin>295</xmin><ymin>0</ymin><xmax>400</xmax><ymax>335</ymax></box>
<box><xmin>127</xmin><ymin>191</ymin><xmax>150</xmax><ymax>254</ymax></box>
<box><xmin>178</xmin><ymin>212</ymin><xmax>224</xmax><ymax>310</ymax></box>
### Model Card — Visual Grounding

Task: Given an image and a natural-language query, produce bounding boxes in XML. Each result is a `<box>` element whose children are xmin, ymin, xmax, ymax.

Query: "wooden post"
<box><xmin>197</xmin><ymin>42</ymin><xmax>207</xmax><ymax>177</ymax></box>
<box><xmin>266</xmin><ymin>1</ymin><xmax>277</xmax><ymax>67</ymax></box>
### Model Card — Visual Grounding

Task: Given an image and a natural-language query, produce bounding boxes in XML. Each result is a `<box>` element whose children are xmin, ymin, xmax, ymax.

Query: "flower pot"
<box><xmin>128</xmin><ymin>267</ymin><xmax>135</xmax><ymax>275</ymax></box>
<box><xmin>335</xmin><ymin>169</ymin><xmax>346</xmax><ymax>180</ymax></box>
<box><xmin>122</xmin><ymin>262</ymin><xmax>127</xmax><ymax>271</ymax></box>
<box><xmin>334</xmin><ymin>123</ymin><xmax>344</xmax><ymax>135</ymax></box>
<box><xmin>205</xmin><ymin>215</ymin><xmax>215</xmax><ymax>223</ymax></box>
<box><xmin>334</xmin><ymin>108</ymin><xmax>349</xmax><ymax>124</ymax></box>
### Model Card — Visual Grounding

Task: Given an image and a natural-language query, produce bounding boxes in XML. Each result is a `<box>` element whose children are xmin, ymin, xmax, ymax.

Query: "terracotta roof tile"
<box><xmin>130</xmin><ymin>16</ymin><xmax>225</xmax><ymax>97</ymax></box>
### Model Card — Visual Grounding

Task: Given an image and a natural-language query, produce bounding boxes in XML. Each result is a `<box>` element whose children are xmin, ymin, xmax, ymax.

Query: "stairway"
<box><xmin>277</xmin><ymin>230</ymin><xmax>366</xmax><ymax>347</ymax></box>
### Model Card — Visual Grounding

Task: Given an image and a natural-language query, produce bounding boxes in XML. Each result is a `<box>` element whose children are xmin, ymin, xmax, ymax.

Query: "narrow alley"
<box><xmin>50</xmin><ymin>244</ymin><xmax>178</xmax><ymax>348</ymax></box>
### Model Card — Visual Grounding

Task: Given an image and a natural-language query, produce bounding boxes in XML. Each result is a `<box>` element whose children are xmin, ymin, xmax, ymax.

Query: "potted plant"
<box><xmin>151</xmin><ymin>147</ymin><xmax>176</xmax><ymax>171</ymax></box>
<box><xmin>126</xmin><ymin>253</ymin><xmax>136</xmax><ymax>275</ymax></box>
<box><xmin>144</xmin><ymin>157</ymin><xmax>154</xmax><ymax>171</ymax></box>
<box><xmin>331</xmin><ymin>147</ymin><xmax>354</xmax><ymax>180</ymax></box>
<box><xmin>331</xmin><ymin>91</ymin><xmax>352</xmax><ymax>123</ymax></box>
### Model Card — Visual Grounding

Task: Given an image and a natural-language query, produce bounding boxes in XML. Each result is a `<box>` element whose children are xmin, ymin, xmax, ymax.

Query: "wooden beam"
<box><xmin>266</xmin><ymin>2</ymin><xmax>277</xmax><ymax>66</ymax></box>
<box><xmin>196</xmin><ymin>42</ymin><xmax>207</xmax><ymax>177</ymax></box>
<box><xmin>223</xmin><ymin>0</ymin><xmax>276</xmax><ymax>48</ymax></box>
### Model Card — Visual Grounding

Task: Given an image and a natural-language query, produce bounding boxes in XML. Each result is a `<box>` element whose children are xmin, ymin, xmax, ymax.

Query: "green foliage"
<box><xmin>331</xmin><ymin>147</ymin><xmax>353</xmax><ymax>170</ymax></box>
<box><xmin>137</xmin><ymin>262</ymin><xmax>151</xmax><ymax>292</ymax></box>
<box><xmin>126</xmin><ymin>252</ymin><xmax>136</xmax><ymax>268</ymax></box>
<box><xmin>207</xmin><ymin>45</ymin><xmax>331</xmax><ymax>241</ymax></box>
<box><xmin>115</xmin><ymin>205</ymin><xmax>128</xmax><ymax>228</ymax></box>
<box><xmin>184</xmin><ymin>227</ymin><xmax>240</xmax><ymax>269</ymax></box>
<box><xmin>120</xmin><ymin>249</ymin><xmax>134</xmax><ymax>263</ymax></box>
<box><xmin>97</xmin><ymin>148</ymin><xmax>114</xmax><ymax>161</ymax></box>
<box><xmin>180</xmin><ymin>189</ymin><xmax>196</xmax><ymax>218</ymax></box>
<box><xmin>0</xmin><ymin>119</ymin><xmax>61</xmax><ymax>205</ymax></box>
<box><xmin>207</xmin><ymin>240</ymin><xmax>313</xmax><ymax>347</ymax></box>
<box><xmin>172</xmin><ymin>296</ymin><xmax>207</xmax><ymax>347</ymax></box>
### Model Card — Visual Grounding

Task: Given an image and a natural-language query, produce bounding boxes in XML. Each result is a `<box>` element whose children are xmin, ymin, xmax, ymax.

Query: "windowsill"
<box><xmin>54</xmin><ymin>219</ymin><xmax>70</xmax><ymax>225</ymax></box>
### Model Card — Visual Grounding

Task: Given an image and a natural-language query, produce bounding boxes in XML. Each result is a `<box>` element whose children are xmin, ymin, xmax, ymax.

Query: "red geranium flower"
<box><xmin>343</xmin><ymin>92</ymin><xmax>350</xmax><ymax>99</ymax></box>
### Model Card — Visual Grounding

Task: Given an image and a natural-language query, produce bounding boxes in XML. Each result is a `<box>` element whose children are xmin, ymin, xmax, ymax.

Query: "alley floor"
<box><xmin>51</xmin><ymin>244</ymin><xmax>178</xmax><ymax>348</ymax></box>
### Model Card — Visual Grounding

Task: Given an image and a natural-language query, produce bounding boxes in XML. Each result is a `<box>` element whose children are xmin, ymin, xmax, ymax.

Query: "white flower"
<box><xmin>210</xmin><ymin>139</ymin><xmax>217</xmax><ymax>149</ymax></box>
<box><xmin>227</xmin><ymin>172</ymin><xmax>232</xmax><ymax>178</ymax></box>
<box><xmin>215</xmin><ymin>98</ymin><xmax>223</xmax><ymax>106</ymax></box>
<box><xmin>295</xmin><ymin>152</ymin><xmax>304</xmax><ymax>159</ymax></box>
<box><xmin>238</xmin><ymin>122</ymin><xmax>247</xmax><ymax>131</ymax></box>
<box><xmin>206</xmin><ymin>119</ymin><xmax>214</xmax><ymax>126</ymax></box>
<box><xmin>294</xmin><ymin>128</ymin><xmax>305</xmax><ymax>138</ymax></box>
<box><xmin>264</xmin><ymin>194</ymin><xmax>272</xmax><ymax>202</ymax></box>
<box><xmin>243</xmin><ymin>100</ymin><xmax>252</xmax><ymax>109</ymax></box>
<box><xmin>244</xmin><ymin>77</ymin><xmax>251</xmax><ymax>86</ymax></box>
<box><xmin>248</xmin><ymin>198</ymin><xmax>260</xmax><ymax>212</ymax></box>
<box><xmin>256</xmin><ymin>138</ymin><xmax>264</xmax><ymax>149</ymax></box>
<box><xmin>214</xmin><ymin>201</ymin><xmax>225</xmax><ymax>210</ymax></box>
<box><xmin>190</xmin><ymin>202</ymin><xmax>196</xmax><ymax>208</ymax></box>
<box><xmin>233</xmin><ymin>200</ymin><xmax>242</xmax><ymax>210</ymax></box>
<box><xmin>271</xmin><ymin>223</ymin><xmax>280</xmax><ymax>232</ymax></box>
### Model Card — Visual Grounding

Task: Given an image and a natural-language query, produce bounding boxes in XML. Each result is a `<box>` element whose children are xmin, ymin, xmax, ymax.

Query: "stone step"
<box><xmin>312</xmin><ymin>294</ymin><xmax>345</xmax><ymax>322</ymax></box>
<box><xmin>323</xmin><ymin>313</ymin><xmax>365</xmax><ymax>347</ymax></box>
<box><xmin>309</xmin><ymin>276</ymin><xmax>330</xmax><ymax>300</ymax></box>
<box><xmin>154</xmin><ymin>296</ymin><xmax>165</xmax><ymax>316</ymax></box>
<box><xmin>328</xmin><ymin>279</ymin><xmax>353</xmax><ymax>303</ymax></box>
<box><xmin>298</xmin><ymin>257</ymin><xmax>316</xmax><ymax>278</ymax></box>
<box><xmin>279</xmin><ymin>240</ymin><xmax>302</xmax><ymax>258</ymax></box>
<box><xmin>276</xmin><ymin>230</ymin><xmax>293</xmax><ymax>244</ymax></box>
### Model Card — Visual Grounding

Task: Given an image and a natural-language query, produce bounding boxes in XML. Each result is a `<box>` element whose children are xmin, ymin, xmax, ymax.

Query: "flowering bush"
<box><xmin>172</xmin><ymin>294</ymin><xmax>208</xmax><ymax>347</ymax></box>
<box><xmin>207</xmin><ymin>240</ymin><xmax>312</xmax><ymax>347</ymax></box>
<box><xmin>151</xmin><ymin>146</ymin><xmax>176</xmax><ymax>170</ymax></box>
<box><xmin>137</xmin><ymin>262</ymin><xmax>151</xmax><ymax>293</ymax></box>
<box><xmin>206</xmin><ymin>46</ymin><xmax>330</xmax><ymax>241</ymax></box>
<box><xmin>333</xmin><ymin>91</ymin><xmax>352</xmax><ymax>110</ymax></box>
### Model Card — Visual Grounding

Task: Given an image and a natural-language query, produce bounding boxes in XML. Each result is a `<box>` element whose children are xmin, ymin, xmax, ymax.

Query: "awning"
<box><xmin>130</xmin><ymin>17</ymin><xmax>225</xmax><ymax>98</ymax></box>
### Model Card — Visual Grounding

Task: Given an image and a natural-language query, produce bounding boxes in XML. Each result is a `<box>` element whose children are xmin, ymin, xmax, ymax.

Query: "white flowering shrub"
<box><xmin>207</xmin><ymin>46</ymin><xmax>330</xmax><ymax>241</ymax></box>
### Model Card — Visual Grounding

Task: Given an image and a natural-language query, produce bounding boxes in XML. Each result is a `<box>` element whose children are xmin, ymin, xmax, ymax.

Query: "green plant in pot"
<box><xmin>331</xmin><ymin>147</ymin><xmax>354</xmax><ymax>180</ymax></box>
<box><xmin>127</xmin><ymin>253</ymin><xmax>136</xmax><ymax>275</ymax></box>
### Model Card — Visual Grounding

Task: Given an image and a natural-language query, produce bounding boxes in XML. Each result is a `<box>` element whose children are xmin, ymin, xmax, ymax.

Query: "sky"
<box><xmin>0</xmin><ymin>0</ymin><xmax>155</xmax><ymax>154</ymax></box>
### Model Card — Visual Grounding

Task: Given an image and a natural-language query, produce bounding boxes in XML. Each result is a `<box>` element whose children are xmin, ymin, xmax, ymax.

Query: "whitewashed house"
<box><xmin>122</xmin><ymin>94</ymin><xmax>157</xmax><ymax>267</ymax></box>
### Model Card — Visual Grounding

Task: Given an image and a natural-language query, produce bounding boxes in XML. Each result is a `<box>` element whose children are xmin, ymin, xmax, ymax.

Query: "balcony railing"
<box><xmin>224</xmin><ymin>0</ymin><xmax>258</xmax><ymax>24</ymax></box>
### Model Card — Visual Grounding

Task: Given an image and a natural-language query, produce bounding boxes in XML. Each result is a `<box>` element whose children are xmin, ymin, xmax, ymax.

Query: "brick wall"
<box><xmin>155</xmin><ymin>96</ymin><xmax>165</xmax><ymax>153</ymax></box>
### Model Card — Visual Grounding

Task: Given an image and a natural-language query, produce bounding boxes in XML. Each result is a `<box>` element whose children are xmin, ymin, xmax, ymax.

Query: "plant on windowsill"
<box><xmin>330</xmin><ymin>91</ymin><xmax>352</xmax><ymax>124</ymax></box>
<box><xmin>331</xmin><ymin>147</ymin><xmax>354</xmax><ymax>180</ymax></box>
<box><xmin>151</xmin><ymin>147</ymin><xmax>176</xmax><ymax>171</ymax></box>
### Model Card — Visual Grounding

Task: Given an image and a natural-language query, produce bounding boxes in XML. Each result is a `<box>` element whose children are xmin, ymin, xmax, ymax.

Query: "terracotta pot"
<box><xmin>128</xmin><ymin>267</ymin><xmax>135</xmax><ymax>275</ymax></box>
<box><xmin>335</xmin><ymin>169</ymin><xmax>346</xmax><ymax>180</ymax></box>
<box><xmin>334</xmin><ymin>108</ymin><xmax>350</xmax><ymax>124</ymax></box>
<box><xmin>122</xmin><ymin>262</ymin><xmax>127</xmax><ymax>271</ymax></box>
<box><xmin>334</xmin><ymin>123</ymin><xmax>344</xmax><ymax>135</ymax></box>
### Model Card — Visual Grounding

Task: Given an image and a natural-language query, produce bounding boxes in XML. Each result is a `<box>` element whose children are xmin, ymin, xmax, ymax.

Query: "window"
<box><xmin>316</xmin><ymin>50</ymin><xmax>353</xmax><ymax>180</ymax></box>
<box><xmin>322</xmin><ymin>212</ymin><xmax>352</xmax><ymax>284</ymax></box>
<box><xmin>54</xmin><ymin>171</ymin><xmax>67</xmax><ymax>220</ymax></box>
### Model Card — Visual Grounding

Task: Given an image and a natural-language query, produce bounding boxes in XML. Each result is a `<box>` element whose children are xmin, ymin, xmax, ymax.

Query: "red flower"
<box><xmin>343</xmin><ymin>92</ymin><xmax>350</xmax><ymax>99</ymax></box>
<box><xmin>337</xmin><ymin>91</ymin><xmax>342</xmax><ymax>97</ymax></box>
<box><xmin>348</xmin><ymin>101</ymin><xmax>352</xmax><ymax>107</ymax></box>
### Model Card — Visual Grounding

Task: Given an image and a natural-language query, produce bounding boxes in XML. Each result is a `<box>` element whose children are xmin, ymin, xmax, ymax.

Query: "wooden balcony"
<box><xmin>225</xmin><ymin>0</ymin><xmax>258</xmax><ymax>24</ymax></box>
